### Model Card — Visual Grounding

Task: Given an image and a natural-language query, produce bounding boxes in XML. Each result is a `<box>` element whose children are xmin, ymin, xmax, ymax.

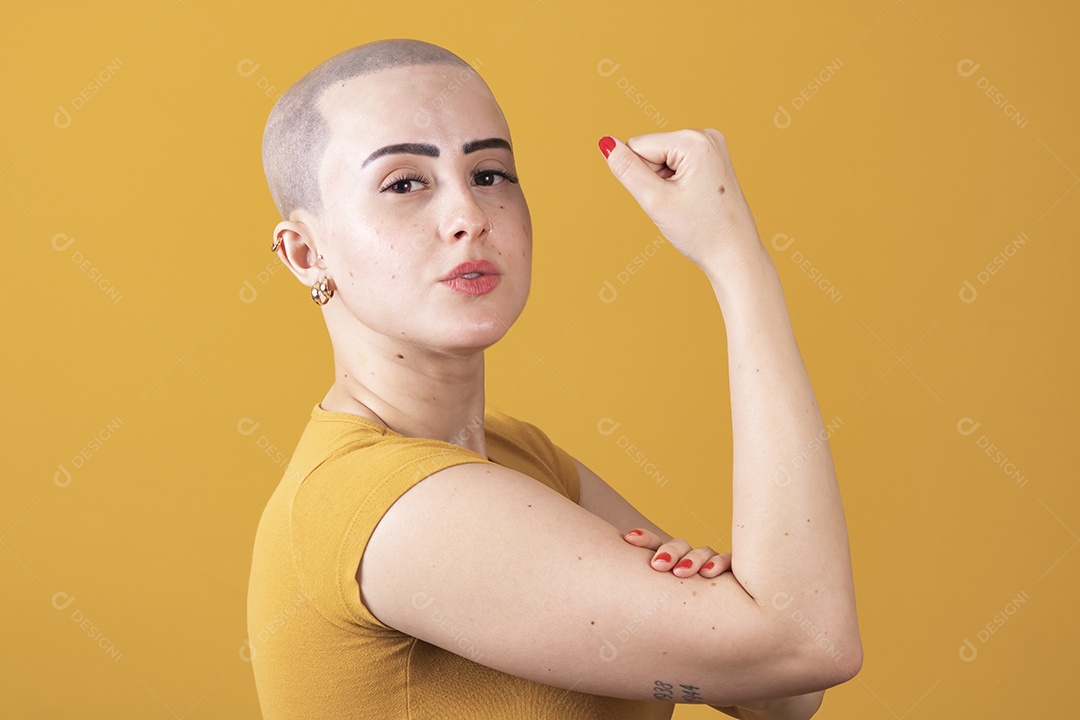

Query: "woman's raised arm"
<box><xmin>600</xmin><ymin>127</ymin><xmax>861</xmax><ymax>686</ymax></box>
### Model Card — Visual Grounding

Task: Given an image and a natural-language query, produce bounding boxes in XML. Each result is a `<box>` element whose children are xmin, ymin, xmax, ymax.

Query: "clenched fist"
<box><xmin>599</xmin><ymin>130</ymin><xmax>765</xmax><ymax>280</ymax></box>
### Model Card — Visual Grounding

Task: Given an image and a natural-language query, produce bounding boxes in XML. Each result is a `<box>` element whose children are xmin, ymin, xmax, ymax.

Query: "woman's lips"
<box><xmin>442</xmin><ymin>259</ymin><xmax>501</xmax><ymax>296</ymax></box>
<box><xmin>442</xmin><ymin>274</ymin><xmax>501</xmax><ymax>296</ymax></box>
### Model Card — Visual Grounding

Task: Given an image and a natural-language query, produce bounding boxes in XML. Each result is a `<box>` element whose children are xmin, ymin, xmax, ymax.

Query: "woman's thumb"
<box><xmin>598</xmin><ymin>135</ymin><xmax>664</xmax><ymax>210</ymax></box>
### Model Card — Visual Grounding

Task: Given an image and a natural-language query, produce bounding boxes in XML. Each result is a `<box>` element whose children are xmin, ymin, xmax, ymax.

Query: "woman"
<box><xmin>247</xmin><ymin>38</ymin><xmax>861</xmax><ymax>720</ymax></box>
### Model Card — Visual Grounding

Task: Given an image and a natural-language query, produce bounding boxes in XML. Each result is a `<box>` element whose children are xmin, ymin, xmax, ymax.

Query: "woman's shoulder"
<box><xmin>483</xmin><ymin>407</ymin><xmax>579</xmax><ymax>500</ymax></box>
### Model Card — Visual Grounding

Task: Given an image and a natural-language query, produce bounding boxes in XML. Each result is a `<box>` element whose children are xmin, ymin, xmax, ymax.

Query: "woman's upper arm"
<box><xmin>359</xmin><ymin>462</ymin><xmax>851</xmax><ymax>706</ymax></box>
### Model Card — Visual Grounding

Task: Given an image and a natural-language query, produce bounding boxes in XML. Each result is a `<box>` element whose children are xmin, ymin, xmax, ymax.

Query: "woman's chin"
<box><xmin>439</xmin><ymin>321</ymin><xmax>513</xmax><ymax>354</ymax></box>
<box><xmin>425</xmin><ymin>307</ymin><xmax>516</xmax><ymax>353</ymax></box>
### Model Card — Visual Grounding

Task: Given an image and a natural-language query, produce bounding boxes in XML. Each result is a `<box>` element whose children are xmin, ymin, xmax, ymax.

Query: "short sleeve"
<box><xmin>515</xmin><ymin>420</ymin><xmax>581</xmax><ymax>504</ymax></box>
<box><xmin>290</xmin><ymin>438</ymin><xmax>494</xmax><ymax>633</ymax></box>
<box><xmin>484</xmin><ymin>410</ymin><xmax>580</xmax><ymax>504</ymax></box>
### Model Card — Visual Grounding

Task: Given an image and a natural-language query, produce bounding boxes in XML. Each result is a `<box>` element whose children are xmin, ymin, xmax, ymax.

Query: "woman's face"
<box><xmin>314</xmin><ymin>64</ymin><xmax>532</xmax><ymax>356</ymax></box>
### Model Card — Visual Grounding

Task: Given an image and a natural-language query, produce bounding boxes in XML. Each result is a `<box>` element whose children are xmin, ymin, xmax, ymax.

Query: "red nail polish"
<box><xmin>598</xmin><ymin>136</ymin><xmax>615</xmax><ymax>158</ymax></box>
<box><xmin>675</xmin><ymin>559</ymin><xmax>693</xmax><ymax>569</ymax></box>
<box><xmin>627</xmin><ymin>529</ymin><xmax>643</xmax><ymax>536</ymax></box>
<box><xmin>702</xmin><ymin>562</ymin><xmax>715</xmax><ymax>571</ymax></box>
<box><xmin>654</xmin><ymin>552</ymin><xmax>671</xmax><ymax>563</ymax></box>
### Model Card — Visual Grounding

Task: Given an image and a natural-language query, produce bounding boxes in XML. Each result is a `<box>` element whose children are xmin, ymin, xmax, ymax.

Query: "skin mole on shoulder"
<box><xmin>718</xmin><ymin>184</ymin><xmax>726</xmax><ymax>194</ymax></box>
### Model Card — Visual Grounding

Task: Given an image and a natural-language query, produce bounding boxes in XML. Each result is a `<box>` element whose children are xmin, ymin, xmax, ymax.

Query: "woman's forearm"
<box><xmin>707</xmin><ymin>241</ymin><xmax>860</xmax><ymax>668</ymax></box>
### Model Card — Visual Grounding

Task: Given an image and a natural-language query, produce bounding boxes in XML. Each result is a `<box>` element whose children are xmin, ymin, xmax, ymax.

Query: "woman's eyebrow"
<box><xmin>361</xmin><ymin>142</ymin><xmax>438</xmax><ymax>168</ymax></box>
<box><xmin>462</xmin><ymin>138</ymin><xmax>512</xmax><ymax>154</ymax></box>
<box><xmin>361</xmin><ymin>138</ymin><xmax>512</xmax><ymax>169</ymax></box>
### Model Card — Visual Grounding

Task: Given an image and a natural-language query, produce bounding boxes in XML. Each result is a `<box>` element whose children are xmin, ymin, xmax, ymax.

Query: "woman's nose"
<box><xmin>439</xmin><ymin>185</ymin><xmax>491</xmax><ymax>243</ymax></box>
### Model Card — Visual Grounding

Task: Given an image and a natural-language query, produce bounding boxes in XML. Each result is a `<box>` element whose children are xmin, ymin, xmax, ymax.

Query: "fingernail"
<box><xmin>598</xmin><ymin>136</ymin><xmax>615</xmax><ymax>158</ymax></box>
<box><xmin>675</xmin><ymin>559</ymin><xmax>693</xmax><ymax>569</ymax></box>
<box><xmin>654</xmin><ymin>552</ymin><xmax>671</xmax><ymax>563</ymax></box>
<box><xmin>702</xmin><ymin>562</ymin><xmax>715</xmax><ymax>571</ymax></box>
<box><xmin>626</xmin><ymin>529</ymin><xmax>643</xmax><ymax>537</ymax></box>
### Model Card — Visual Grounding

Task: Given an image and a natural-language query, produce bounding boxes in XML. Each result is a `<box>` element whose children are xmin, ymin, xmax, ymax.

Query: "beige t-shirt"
<box><xmin>246</xmin><ymin>403</ymin><xmax>673</xmax><ymax>720</ymax></box>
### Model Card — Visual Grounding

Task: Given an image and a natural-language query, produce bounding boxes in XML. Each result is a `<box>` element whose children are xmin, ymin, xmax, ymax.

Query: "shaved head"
<box><xmin>262</xmin><ymin>39</ymin><xmax>474</xmax><ymax>220</ymax></box>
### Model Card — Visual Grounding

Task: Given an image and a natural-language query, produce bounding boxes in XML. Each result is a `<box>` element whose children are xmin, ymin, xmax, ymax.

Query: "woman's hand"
<box><xmin>598</xmin><ymin>130</ymin><xmax>764</xmax><ymax>280</ymax></box>
<box><xmin>621</xmin><ymin>528</ymin><xmax>731</xmax><ymax>579</ymax></box>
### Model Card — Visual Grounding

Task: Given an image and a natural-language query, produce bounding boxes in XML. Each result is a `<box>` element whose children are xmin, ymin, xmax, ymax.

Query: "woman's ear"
<box><xmin>272</xmin><ymin>214</ymin><xmax>328</xmax><ymax>288</ymax></box>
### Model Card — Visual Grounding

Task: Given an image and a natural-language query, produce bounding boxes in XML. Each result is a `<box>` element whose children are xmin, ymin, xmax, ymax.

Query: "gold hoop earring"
<box><xmin>311</xmin><ymin>277</ymin><xmax>334</xmax><ymax>305</ymax></box>
<box><xmin>271</xmin><ymin>235</ymin><xmax>284</xmax><ymax>251</ymax></box>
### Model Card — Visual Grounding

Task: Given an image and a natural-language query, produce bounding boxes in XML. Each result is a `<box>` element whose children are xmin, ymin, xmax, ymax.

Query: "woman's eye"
<box><xmin>384</xmin><ymin>177</ymin><xmax>423</xmax><ymax>194</ymax></box>
<box><xmin>473</xmin><ymin>171</ymin><xmax>505</xmax><ymax>187</ymax></box>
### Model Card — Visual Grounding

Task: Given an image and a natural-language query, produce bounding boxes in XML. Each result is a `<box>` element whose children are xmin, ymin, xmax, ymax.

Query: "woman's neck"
<box><xmin>320</xmin><ymin>337</ymin><xmax>489</xmax><ymax>458</ymax></box>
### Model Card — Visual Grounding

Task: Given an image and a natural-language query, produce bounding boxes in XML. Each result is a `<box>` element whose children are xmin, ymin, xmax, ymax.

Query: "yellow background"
<box><xmin>3</xmin><ymin>1</ymin><xmax>1076</xmax><ymax>717</ymax></box>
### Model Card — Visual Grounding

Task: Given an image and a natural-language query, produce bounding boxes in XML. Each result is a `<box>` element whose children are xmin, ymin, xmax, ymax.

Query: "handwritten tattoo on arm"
<box><xmin>653</xmin><ymin>680</ymin><xmax>706</xmax><ymax>703</ymax></box>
